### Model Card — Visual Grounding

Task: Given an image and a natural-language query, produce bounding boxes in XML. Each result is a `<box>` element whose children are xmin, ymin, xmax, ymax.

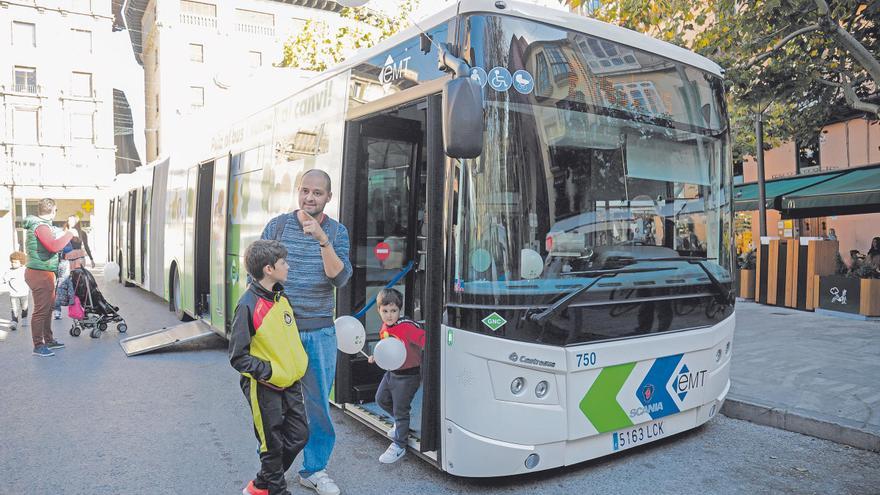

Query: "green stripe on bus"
<box><xmin>579</xmin><ymin>362</ymin><xmax>636</xmax><ymax>433</ymax></box>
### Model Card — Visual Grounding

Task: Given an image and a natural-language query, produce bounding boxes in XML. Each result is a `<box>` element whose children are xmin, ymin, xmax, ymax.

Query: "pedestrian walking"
<box><xmin>1</xmin><ymin>251</ymin><xmax>30</xmax><ymax>333</ymax></box>
<box><xmin>230</xmin><ymin>240</ymin><xmax>309</xmax><ymax>495</ymax></box>
<box><xmin>260</xmin><ymin>169</ymin><xmax>352</xmax><ymax>495</ymax></box>
<box><xmin>23</xmin><ymin>198</ymin><xmax>75</xmax><ymax>357</ymax></box>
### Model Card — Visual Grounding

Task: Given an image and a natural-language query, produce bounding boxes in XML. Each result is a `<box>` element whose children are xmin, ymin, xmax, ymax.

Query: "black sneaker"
<box><xmin>45</xmin><ymin>340</ymin><xmax>65</xmax><ymax>349</ymax></box>
<box><xmin>33</xmin><ymin>345</ymin><xmax>55</xmax><ymax>357</ymax></box>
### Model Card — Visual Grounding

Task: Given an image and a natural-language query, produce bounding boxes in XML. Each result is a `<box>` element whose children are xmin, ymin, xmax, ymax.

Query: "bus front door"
<box><xmin>338</xmin><ymin>102</ymin><xmax>428</xmax><ymax>433</ymax></box>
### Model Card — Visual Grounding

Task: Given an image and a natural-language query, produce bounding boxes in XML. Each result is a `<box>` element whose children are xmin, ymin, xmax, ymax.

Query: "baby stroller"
<box><xmin>68</xmin><ymin>267</ymin><xmax>128</xmax><ymax>338</ymax></box>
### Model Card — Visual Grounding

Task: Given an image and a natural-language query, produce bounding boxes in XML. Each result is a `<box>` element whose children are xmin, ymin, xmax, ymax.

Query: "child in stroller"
<box><xmin>56</xmin><ymin>252</ymin><xmax>127</xmax><ymax>338</ymax></box>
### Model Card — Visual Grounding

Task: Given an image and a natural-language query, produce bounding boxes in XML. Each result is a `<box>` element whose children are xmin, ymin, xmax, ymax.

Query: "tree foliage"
<box><xmin>568</xmin><ymin>0</ymin><xmax>879</xmax><ymax>163</ymax></box>
<box><xmin>280</xmin><ymin>0</ymin><xmax>419</xmax><ymax>72</ymax></box>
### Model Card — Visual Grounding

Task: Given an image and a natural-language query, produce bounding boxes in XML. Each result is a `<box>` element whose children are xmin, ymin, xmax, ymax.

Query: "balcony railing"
<box><xmin>13</xmin><ymin>83</ymin><xmax>38</xmax><ymax>94</ymax></box>
<box><xmin>236</xmin><ymin>23</ymin><xmax>275</xmax><ymax>36</ymax></box>
<box><xmin>180</xmin><ymin>13</ymin><xmax>218</xmax><ymax>29</ymax></box>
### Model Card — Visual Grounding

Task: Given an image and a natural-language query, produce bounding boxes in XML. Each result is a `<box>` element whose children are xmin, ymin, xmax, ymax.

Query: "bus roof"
<box><xmin>312</xmin><ymin>0</ymin><xmax>723</xmax><ymax>83</ymax></box>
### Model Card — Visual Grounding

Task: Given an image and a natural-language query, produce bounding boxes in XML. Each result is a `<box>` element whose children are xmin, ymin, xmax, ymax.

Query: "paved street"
<box><xmin>1</xmin><ymin>273</ymin><xmax>879</xmax><ymax>495</ymax></box>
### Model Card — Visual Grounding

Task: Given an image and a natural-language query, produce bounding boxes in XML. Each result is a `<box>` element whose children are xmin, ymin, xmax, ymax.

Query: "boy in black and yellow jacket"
<box><xmin>230</xmin><ymin>240</ymin><xmax>309</xmax><ymax>495</ymax></box>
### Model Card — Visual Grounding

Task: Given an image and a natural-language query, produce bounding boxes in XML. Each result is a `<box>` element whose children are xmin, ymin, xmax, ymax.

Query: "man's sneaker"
<box><xmin>242</xmin><ymin>480</ymin><xmax>268</xmax><ymax>495</ymax></box>
<box><xmin>298</xmin><ymin>470</ymin><xmax>340</xmax><ymax>495</ymax></box>
<box><xmin>378</xmin><ymin>443</ymin><xmax>406</xmax><ymax>464</ymax></box>
<box><xmin>8</xmin><ymin>322</ymin><xmax>16</xmax><ymax>331</ymax></box>
<box><xmin>33</xmin><ymin>345</ymin><xmax>55</xmax><ymax>357</ymax></box>
<box><xmin>45</xmin><ymin>340</ymin><xmax>65</xmax><ymax>349</ymax></box>
<box><xmin>53</xmin><ymin>310</ymin><xmax>62</xmax><ymax>320</ymax></box>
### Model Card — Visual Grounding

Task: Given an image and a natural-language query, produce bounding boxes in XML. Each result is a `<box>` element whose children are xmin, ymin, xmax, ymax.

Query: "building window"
<box><xmin>180</xmin><ymin>0</ymin><xmax>217</xmax><ymax>17</ymax></box>
<box><xmin>13</xmin><ymin>108</ymin><xmax>39</xmax><ymax>144</ymax></box>
<box><xmin>14</xmin><ymin>67</ymin><xmax>37</xmax><ymax>94</ymax></box>
<box><xmin>613</xmin><ymin>81</ymin><xmax>666</xmax><ymax>115</ymax></box>
<box><xmin>544</xmin><ymin>46</ymin><xmax>569</xmax><ymax>80</ymax></box>
<box><xmin>12</xmin><ymin>21</ymin><xmax>36</xmax><ymax>47</ymax></box>
<box><xmin>190</xmin><ymin>86</ymin><xmax>204</xmax><ymax>108</ymax></box>
<box><xmin>71</xmin><ymin>29</ymin><xmax>92</xmax><ymax>53</ymax></box>
<box><xmin>70</xmin><ymin>113</ymin><xmax>94</xmax><ymax>143</ymax></box>
<box><xmin>535</xmin><ymin>52</ymin><xmax>551</xmax><ymax>97</ymax></box>
<box><xmin>236</xmin><ymin>9</ymin><xmax>274</xmax><ymax>26</ymax></box>
<box><xmin>71</xmin><ymin>0</ymin><xmax>92</xmax><ymax>13</ymax></box>
<box><xmin>189</xmin><ymin>43</ymin><xmax>204</xmax><ymax>62</ymax></box>
<box><xmin>578</xmin><ymin>37</ymin><xmax>640</xmax><ymax>74</ymax></box>
<box><xmin>71</xmin><ymin>72</ymin><xmax>93</xmax><ymax>97</ymax></box>
<box><xmin>249</xmin><ymin>51</ymin><xmax>262</xmax><ymax>68</ymax></box>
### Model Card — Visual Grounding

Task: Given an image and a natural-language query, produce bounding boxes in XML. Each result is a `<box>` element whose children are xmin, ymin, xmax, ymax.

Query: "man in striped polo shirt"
<box><xmin>260</xmin><ymin>169</ymin><xmax>351</xmax><ymax>495</ymax></box>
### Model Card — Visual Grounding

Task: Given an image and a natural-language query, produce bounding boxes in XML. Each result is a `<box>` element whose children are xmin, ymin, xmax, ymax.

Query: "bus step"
<box><xmin>119</xmin><ymin>320</ymin><xmax>214</xmax><ymax>357</ymax></box>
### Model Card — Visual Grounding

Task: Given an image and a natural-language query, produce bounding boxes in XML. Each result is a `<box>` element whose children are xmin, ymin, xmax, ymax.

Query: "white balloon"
<box><xmin>336</xmin><ymin>0</ymin><xmax>369</xmax><ymax>6</ymax></box>
<box><xmin>103</xmin><ymin>262</ymin><xmax>120</xmax><ymax>284</ymax></box>
<box><xmin>373</xmin><ymin>337</ymin><xmax>407</xmax><ymax>371</ymax></box>
<box><xmin>520</xmin><ymin>248</ymin><xmax>544</xmax><ymax>280</ymax></box>
<box><xmin>334</xmin><ymin>315</ymin><xmax>366</xmax><ymax>354</ymax></box>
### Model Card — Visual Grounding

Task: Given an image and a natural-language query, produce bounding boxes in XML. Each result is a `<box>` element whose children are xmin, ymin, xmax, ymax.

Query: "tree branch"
<box><xmin>743</xmin><ymin>24</ymin><xmax>821</xmax><ymax>68</ymax></box>
<box><xmin>817</xmin><ymin>77</ymin><xmax>880</xmax><ymax>116</ymax></box>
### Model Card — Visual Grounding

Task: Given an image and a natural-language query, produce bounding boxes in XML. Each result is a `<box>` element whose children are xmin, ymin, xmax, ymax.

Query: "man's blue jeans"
<box><xmin>298</xmin><ymin>325</ymin><xmax>338</xmax><ymax>477</ymax></box>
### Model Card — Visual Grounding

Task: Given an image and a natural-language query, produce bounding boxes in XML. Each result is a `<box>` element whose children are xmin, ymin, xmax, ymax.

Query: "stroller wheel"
<box><xmin>117</xmin><ymin>322</ymin><xmax>128</xmax><ymax>334</ymax></box>
<box><xmin>70</xmin><ymin>326</ymin><xmax>82</xmax><ymax>337</ymax></box>
<box><xmin>98</xmin><ymin>322</ymin><xmax>108</xmax><ymax>332</ymax></box>
<box><xmin>90</xmin><ymin>328</ymin><xmax>101</xmax><ymax>339</ymax></box>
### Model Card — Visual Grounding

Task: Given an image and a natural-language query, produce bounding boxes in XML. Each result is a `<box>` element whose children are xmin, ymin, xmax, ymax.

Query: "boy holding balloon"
<box><xmin>368</xmin><ymin>288</ymin><xmax>425</xmax><ymax>464</ymax></box>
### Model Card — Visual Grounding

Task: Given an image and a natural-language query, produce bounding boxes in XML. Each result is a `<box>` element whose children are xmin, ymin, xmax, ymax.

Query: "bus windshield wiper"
<box><xmin>527</xmin><ymin>267</ymin><xmax>674</xmax><ymax>327</ymax></box>
<box><xmin>631</xmin><ymin>257</ymin><xmax>735</xmax><ymax>306</ymax></box>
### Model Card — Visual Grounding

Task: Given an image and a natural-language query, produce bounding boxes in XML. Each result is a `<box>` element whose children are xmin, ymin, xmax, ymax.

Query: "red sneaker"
<box><xmin>242</xmin><ymin>480</ymin><xmax>269</xmax><ymax>495</ymax></box>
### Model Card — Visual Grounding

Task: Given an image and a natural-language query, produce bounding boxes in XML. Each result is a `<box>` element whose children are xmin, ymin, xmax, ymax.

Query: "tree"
<box><xmin>280</xmin><ymin>0</ymin><xmax>419</xmax><ymax>72</ymax></box>
<box><xmin>566</xmin><ymin>0</ymin><xmax>879</xmax><ymax>163</ymax></box>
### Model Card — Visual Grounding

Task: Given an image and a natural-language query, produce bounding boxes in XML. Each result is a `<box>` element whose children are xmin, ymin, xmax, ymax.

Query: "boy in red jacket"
<box><xmin>369</xmin><ymin>288</ymin><xmax>425</xmax><ymax>464</ymax></box>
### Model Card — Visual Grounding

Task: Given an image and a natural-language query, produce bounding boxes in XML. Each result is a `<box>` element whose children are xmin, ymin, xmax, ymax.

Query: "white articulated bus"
<box><xmin>108</xmin><ymin>0</ymin><xmax>735</xmax><ymax>477</ymax></box>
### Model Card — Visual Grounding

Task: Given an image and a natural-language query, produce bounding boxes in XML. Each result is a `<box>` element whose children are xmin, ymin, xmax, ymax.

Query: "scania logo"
<box><xmin>642</xmin><ymin>384</ymin><xmax>655</xmax><ymax>402</ymax></box>
<box><xmin>509</xmin><ymin>352</ymin><xmax>519</xmax><ymax>363</ymax></box>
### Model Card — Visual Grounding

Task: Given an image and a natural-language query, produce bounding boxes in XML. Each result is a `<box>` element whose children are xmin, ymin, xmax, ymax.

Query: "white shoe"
<box><xmin>379</xmin><ymin>443</ymin><xmax>406</xmax><ymax>464</ymax></box>
<box><xmin>298</xmin><ymin>470</ymin><xmax>340</xmax><ymax>495</ymax></box>
<box><xmin>387</xmin><ymin>423</ymin><xmax>396</xmax><ymax>439</ymax></box>
<box><xmin>53</xmin><ymin>310</ymin><xmax>61</xmax><ymax>320</ymax></box>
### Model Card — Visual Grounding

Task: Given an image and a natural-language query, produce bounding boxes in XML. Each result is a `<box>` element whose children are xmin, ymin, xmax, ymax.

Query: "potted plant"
<box><xmin>738</xmin><ymin>250</ymin><xmax>756</xmax><ymax>299</ymax></box>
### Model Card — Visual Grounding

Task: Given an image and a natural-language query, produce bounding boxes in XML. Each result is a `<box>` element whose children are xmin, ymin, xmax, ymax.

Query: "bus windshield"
<box><xmin>448</xmin><ymin>15</ymin><xmax>733</xmax><ymax>345</ymax></box>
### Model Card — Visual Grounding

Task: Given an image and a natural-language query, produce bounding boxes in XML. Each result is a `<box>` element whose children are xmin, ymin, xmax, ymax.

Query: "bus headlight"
<box><xmin>510</xmin><ymin>377</ymin><xmax>526</xmax><ymax>395</ymax></box>
<box><xmin>535</xmin><ymin>380</ymin><xmax>549</xmax><ymax>398</ymax></box>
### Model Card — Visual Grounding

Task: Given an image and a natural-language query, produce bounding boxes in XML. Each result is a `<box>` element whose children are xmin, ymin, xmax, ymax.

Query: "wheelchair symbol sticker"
<box><xmin>488</xmin><ymin>67</ymin><xmax>512</xmax><ymax>92</ymax></box>
<box><xmin>512</xmin><ymin>70</ymin><xmax>534</xmax><ymax>94</ymax></box>
<box><xmin>470</xmin><ymin>67</ymin><xmax>488</xmax><ymax>88</ymax></box>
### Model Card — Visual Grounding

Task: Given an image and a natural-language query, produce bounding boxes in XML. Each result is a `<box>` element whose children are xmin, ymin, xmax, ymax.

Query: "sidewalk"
<box><xmin>724</xmin><ymin>300</ymin><xmax>880</xmax><ymax>451</ymax></box>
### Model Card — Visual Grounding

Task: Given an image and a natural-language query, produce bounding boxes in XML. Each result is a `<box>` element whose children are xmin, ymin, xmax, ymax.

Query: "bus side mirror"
<box><xmin>442</xmin><ymin>77</ymin><xmax>483</xmax><ymax>159</ymax></box>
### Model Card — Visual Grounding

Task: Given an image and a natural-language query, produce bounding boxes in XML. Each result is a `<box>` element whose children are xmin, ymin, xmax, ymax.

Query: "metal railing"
<box><xmin>179</xmin><ymin>13</ymin><xmax>218</xmax><ymax>29</ymax></box>
<box><xmin>236</xmin><ymin>23</ymin><xmax>275</xmax><ymax>36</ymax></box>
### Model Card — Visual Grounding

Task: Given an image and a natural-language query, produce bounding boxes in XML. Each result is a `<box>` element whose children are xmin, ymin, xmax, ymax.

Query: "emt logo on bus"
<box><xmin>380</xmin><ymin>54</ymin><xmax>412</xmax><ymax>85</ymax></box>
<box><xmin>673</xmin><ymin>364</ymin><xmax>707</xmax><ymax>402</ymax></box>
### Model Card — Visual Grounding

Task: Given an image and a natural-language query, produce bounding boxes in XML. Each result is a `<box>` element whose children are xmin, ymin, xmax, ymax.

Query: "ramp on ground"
<box><xmin>120</xmin><ymin>320</ymin><xmax>215</xmax><ymax>356</ymax></box>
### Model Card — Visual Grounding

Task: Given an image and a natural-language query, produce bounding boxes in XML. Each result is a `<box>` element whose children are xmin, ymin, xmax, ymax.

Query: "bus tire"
<box><xmin>171</xmin><ymin>268</ymin><xmax>192</xmax><ymax>322</ymax></box>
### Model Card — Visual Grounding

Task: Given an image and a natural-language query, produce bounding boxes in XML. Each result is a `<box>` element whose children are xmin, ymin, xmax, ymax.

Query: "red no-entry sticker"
<box><xmin>374</xmin><ymin>242</ymin><xmax>391</xmax><ymax>262</ymax></box>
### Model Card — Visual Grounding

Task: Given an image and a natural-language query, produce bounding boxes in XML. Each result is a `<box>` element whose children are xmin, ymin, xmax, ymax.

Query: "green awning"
<box><xmin>780</xmin><ymin>164</ymin><xmax>880</xmax><ymax>218</ymax></box>
<box><xmin>734</xmin><ymin>171</ymin><xmax>845</xmax><ymax>211</ymax></box>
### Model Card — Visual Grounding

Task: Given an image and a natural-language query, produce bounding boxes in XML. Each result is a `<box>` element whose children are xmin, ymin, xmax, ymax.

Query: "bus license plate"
<box><xmin>612</xmin><ymin>421</ymin><xmax>665</xmax><ymax>451</ymax></box>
